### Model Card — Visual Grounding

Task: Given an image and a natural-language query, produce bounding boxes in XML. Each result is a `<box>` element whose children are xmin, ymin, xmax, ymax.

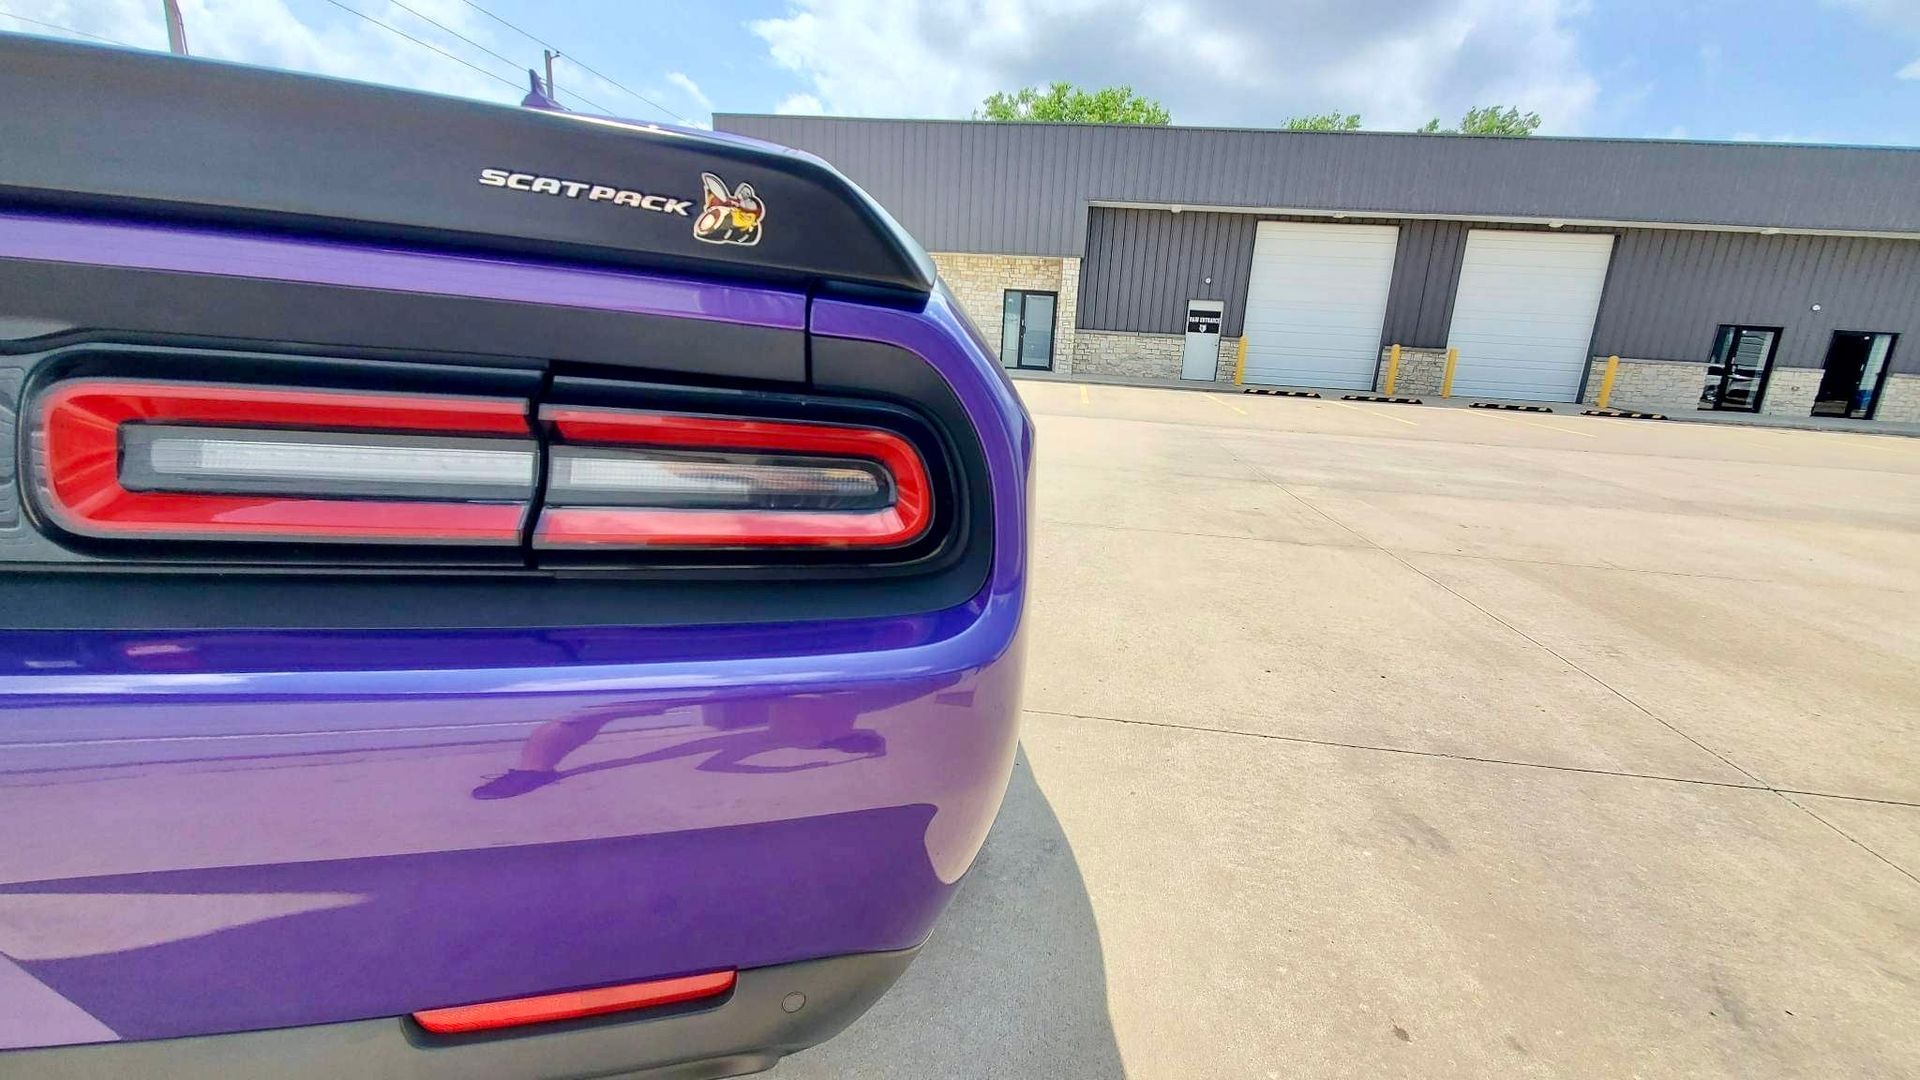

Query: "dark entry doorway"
<box><xmin>1812</xmin><ymin>331</ymin><xmax>1896</xmax><ymax>420</ymax></box>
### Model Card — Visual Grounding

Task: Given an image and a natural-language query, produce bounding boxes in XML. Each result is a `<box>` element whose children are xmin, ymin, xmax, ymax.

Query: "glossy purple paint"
<box><xmin>0</xmin><ymin>236</ymin><xmax>1030</xmax><ymax>1047</ymax></box>
<box><xmin>0</xmin><ymin>212</ymin><xmax>806</xmax><ymax>330</ymax></box>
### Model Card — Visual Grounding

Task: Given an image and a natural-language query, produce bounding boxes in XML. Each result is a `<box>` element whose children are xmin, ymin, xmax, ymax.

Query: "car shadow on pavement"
<box><xmin>771</xmin><ymin>747</ymin><xmax>1126</xmax><ymax>1078</ymax></box>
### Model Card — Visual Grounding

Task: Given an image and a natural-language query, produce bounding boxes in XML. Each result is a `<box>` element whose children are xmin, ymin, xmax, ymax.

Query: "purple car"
<box><xmin>0</xmin><ymin>37</ymin><xmax>1028</xmax><ymax>1078</ymax></box>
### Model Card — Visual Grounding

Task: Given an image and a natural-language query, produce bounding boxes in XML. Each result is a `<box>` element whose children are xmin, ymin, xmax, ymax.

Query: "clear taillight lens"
<box><xmin>534</xmin><ymin>407</ymin><xmax>931</xmax><ymax>549</ymax></box>
<box><xmin>31</xmin><ymin>379</ymin><xmax>537</xmax><ymax>544</ymax></box>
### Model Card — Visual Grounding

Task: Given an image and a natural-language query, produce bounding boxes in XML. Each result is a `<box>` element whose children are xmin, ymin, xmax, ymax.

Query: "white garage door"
<box><xmin>1240</xmin><ymin>222</ymin><xmax>1399</xmax><ymax>390</ymax></box>
<box><xmin>1445</xmin><ymin>231</ymin><xmax>1614</xmax><ymax>402</ymax></box>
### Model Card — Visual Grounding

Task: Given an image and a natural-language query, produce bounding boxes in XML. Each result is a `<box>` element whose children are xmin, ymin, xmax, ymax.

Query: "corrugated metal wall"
<box><xmin>1383</xmin><ymin>221</ymin><xmax>1468</xmax><ymax>347</ymax></box>
<box><xmin>718</xmin><ymin>115</ymin><xmax>1920</xmax><ymax>256</ymax></box>
<box><xmin>1079</xmin><ymin>209</ymin><xmax>1255</xmax><ymax>336</ymax></box>
<box><xmin>724</xmin><ymin>116</ymin><xmax>1920</xmax><ymax>375</ymax></box>
<box><xmin>1592</xmin><ymin>231</ymin><xmax>1920</xmax><ymax>371</ymax></box>
<box><xmin>1080</xmin><ymin>208</ymin><xmax>1920</xmax><ymax>372</ymax></box>
<box><xmin>1081</xmin><ymin>211</ymin><xmax>1493</xmax><ymax>348</ymax></box>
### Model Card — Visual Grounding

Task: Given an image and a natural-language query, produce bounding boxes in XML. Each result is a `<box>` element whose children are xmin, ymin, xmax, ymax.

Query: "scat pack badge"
<box><xmin>693</xmin><ymin>173</ymin><xmax>765</xmax><ymax>246</ymax></box>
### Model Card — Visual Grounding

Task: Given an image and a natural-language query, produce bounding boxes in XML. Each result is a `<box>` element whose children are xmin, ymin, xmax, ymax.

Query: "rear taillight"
<box><xmin>24</xmin><ymin>377</ymin><xmax>939</xmax><ymax>556</ymax></box>
<box><xmin>535</xmin><ymin>408</ymin><xmax>931</xmax><ymax>549</ymax></box>
<box><xmin>31</xmin><ymin>380</ymin><xmax>537</xmax><ymax>544</ymax></box>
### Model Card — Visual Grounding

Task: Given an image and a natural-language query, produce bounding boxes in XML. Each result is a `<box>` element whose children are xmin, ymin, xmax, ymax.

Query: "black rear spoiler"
<box><xmin>0</xmin><ymin>35</ymin><xmax>936</xmax><ymax>295</ymax></box>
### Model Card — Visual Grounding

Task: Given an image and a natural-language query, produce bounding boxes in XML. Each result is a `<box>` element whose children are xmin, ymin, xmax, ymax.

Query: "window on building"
<box><xmin>1812</xmin><ymin>331</ymin><xmax>1897</xmax><ymax>420</ymax></box>
<box><xmin>1699</xmin><ymin>325</ymin><xmax>1780</xmax><ymax>412</ymax></box>
<box><xmin>1000</xmin><ymin>290</ymin><xmax>1057</xmax><ymax>371</ymax></box>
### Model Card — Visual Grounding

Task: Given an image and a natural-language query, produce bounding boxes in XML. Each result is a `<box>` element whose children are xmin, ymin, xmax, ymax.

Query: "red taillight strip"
<box><xmin>33</xmin><ymin>379</ymin><xmax>533</xmax><ymax>544</ymax></box>
<box><xmin>411</xmin><ymin>969</ymin><xmax>736</xmax><ymax>1034</ymax></box>
<box><xmin>536</xmin><ymin>408</ymin><xmax>932</xmax><ymax>549</ymax></box>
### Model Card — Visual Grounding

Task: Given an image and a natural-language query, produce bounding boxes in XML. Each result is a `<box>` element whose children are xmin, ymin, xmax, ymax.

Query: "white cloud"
<box><xmin>1901</xmin><ymin>58</ymin><xmax>1920</xmax><ymax>79</ymax></box>
<box><xmin>666</xmin><ymin>71</ymin><xmax>713</xmax><ymax>110</ymax></box>
<box><xmin>776</xmin><ymin>92</ymin><xmax>827</xmax><ymax>115</ymax></box>
<box><xmin>750</xmin><ymin>0</ymin><xmax>1599</xmax><ymax>132</ymax></box>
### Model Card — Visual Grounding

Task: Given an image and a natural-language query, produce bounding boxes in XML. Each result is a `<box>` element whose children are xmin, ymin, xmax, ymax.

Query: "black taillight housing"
<box><xmin>25</xmin><ymin>373</ymin><xmax>946</xmax><ymax>562</ymax></box>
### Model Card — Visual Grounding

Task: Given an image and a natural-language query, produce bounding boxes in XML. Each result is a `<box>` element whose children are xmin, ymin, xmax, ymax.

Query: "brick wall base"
<box><xmin>1581</xmin><ymin>357</ymin><xmax>1709</xmax><ymax>412</ymax></box>
<box><xmin>1071</xmin><ymin>329</ymin><xmax>1241</xmax><ymax>382</ymax></box>
<box><xmin>1374</xmin><ymin>347</ymin><xmax>1447</xmax><ymax>396</ymax></box>
<box><xmin>1760</xmin><ymin>367</ymin><xmax>1822</xmax><ymax>416</ymax></box>
<box><xmin>1874</xmin><ymin>373</ymin><xmax>1920</xmax><ymax>423</ymax></box>
<box><xmin>930</xmin><ymin>252</ymin><xmax>1079</xmax><ymax>374</ymax></box>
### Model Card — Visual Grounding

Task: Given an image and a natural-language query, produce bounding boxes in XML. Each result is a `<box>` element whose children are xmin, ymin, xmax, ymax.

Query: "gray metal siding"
<box><xmin>1592</xmin><ymin>231</ymin><xmax>1920</xmax><ymax>372</ymax></box>
<box><xmin>718</xmin><ymin>115</ymin><xmax>1920</xmax><ymax>257</ymax></box>
<box><xmin>1079</xmin><ymin>208</ymin><xmax>1255</xmax><ymax>336</ymax></box>
<box><xmin>1080</xmin><ymin>210</ymin><xmax>1566</xmax><ymax>350</ymax></box>
<box><xmin>1077</xmin><ymin>208</ymin><xmax>1920</xmax><ymax>374</ymax></box>
<box><xmin>1384</xmin><ymin>220</ymin><xmax>1468</xmax><ymax>348</ymax></box>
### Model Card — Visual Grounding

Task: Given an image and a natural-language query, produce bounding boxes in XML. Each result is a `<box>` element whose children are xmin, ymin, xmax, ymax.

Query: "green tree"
<box><xmin>976</xmin><ymin>82</ymin><xmax>1171</xmax><ymax>124</ymax></box>
<box><xmin>1419</xmin><ymin>106</ymin><xmax>1543</xmax><ymax>136</ymax></box>
<box><xmin>1282</xmin><ymin>112</ymin><xmax>1362</xmax><ymax>131</ymax></box>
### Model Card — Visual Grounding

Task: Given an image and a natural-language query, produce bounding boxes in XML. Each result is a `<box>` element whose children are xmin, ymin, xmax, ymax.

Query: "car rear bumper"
<box><xmin>0</xmin><ymin>944</ymin><xmax>918</xmax><ymax>1080</ymax></box>
<box><xmin>0</xmin><ymin>591</ymin><xmax>1024</xmax><ymax>1047</ymax></box>
<box><xmin>0</xmin><ymin>261</ymin><xmax>1033</xmax><ymax>1053</ymax></box>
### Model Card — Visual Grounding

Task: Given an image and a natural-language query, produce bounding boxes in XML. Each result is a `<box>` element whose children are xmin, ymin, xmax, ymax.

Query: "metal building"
<box><xmin>715</xmin><ymin>115</ymin><xmax>1920</xmax><ymax>424</ymax></box>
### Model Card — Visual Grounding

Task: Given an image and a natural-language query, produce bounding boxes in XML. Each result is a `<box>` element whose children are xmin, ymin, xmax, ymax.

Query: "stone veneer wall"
<box><xmin>1873</xmin><ymin>373</ymin><xmax>1920</xmax><ymax>422</ymax></box>
<box><xmin>930</xmin><ymin>252</ymin><xmax>1079</xmax><ymax>374</ymax></box>
<box><xmin>1071</xmin><ymin>329</ymin><xmax>1242</xmax><ymax>382</ymax></box>
<box><xmin>1576</xmin><ymin>357</ymin><xmax>1854</xmax><ymax>419</ymax></box>
<box><xmin>1581</xmin><ymin>357</ymin><xmax>1709</xmax><ymax>412</ymax></box>
<box><xmin>1214</xmin><ymin>337</ymin><xmax>1244</xmax><ymax>381</ymax></box>
<box><xmin>1373</xmin><ymin>347</ymin><xmax>1447</xmax><ymax>396</ymax></box>
<box><xmin>1759</xmin><ymin>367</ymin><xmax>1822</xmax><ymax>416</ymax></box>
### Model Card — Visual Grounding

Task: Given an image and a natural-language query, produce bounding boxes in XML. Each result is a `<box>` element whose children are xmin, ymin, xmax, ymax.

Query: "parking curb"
<box><xmin>1582</xmin><ymin>409</ymin><xmax>1669</xmax><ymax>421</ymax></box>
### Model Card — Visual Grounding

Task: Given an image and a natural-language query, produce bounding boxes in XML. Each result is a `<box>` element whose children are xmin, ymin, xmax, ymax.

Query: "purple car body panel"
<box><xmin>0</xmin><ymin>215</ymin><xmax>1032</xmax><ymax>1050</ymax></box>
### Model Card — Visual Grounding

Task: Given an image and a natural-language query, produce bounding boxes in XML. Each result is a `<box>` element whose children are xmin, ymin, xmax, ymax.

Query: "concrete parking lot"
<box><xmin>776</xmin><ymin>382</ymin><xmax>1920</xmax><ymax>1079</ymax></box>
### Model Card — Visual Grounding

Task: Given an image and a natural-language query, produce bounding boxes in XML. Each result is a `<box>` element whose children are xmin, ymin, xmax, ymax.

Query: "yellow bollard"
<box><xmin>1233</xmin><ymin>336</ymin><xmax>1248</xmax><ymax>385</ymax></box>
<box><xmin>1441</xmin><ymin>346</ymin><xmax>1459</xmax><ymax>399</ymax></box>
<box><xmin>1384</xmin><ymin>343</ymin><xmax>1402</xmax><ymax>396</ymax></box>
<box><xmin>1596</xmin><ymin>354</ymin><xmax>1620</xmax><ymax>410</ymax></box>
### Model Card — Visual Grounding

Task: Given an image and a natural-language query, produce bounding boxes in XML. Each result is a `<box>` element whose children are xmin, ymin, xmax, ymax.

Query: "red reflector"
<box><xmin>535</xmin><ymin>407</ymin><xmax>932</xmax><ymax>549</ymax></box>
<box><xmin>31</xmin><ymin>379</ymin><xmax>535</xmax><ymax>544</ymax></box>
<box><xmin>411</xmin><ymin>969</ymin><xmax>736</xmax><ymax>1034</ymax></box>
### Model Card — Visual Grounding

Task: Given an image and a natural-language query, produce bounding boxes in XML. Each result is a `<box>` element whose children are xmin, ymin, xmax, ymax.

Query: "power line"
<box><xmin>0</xmin><ymin>10</ymin><xmax>136</xmax><ymax>47</ymax></box>
<box><xmin>455</xmin><ymin>0</ymin><xmax>692</xmax><ymax>124</ymax></box>
<box><xmin>315</xmin><ymin>0</ymin><xmax>521</xmax><ymax>94</ymax></box>
<box><xmin>379</xmin><ymin>0</ymin><xmax>614</xmax><ymax>109</ymax></box>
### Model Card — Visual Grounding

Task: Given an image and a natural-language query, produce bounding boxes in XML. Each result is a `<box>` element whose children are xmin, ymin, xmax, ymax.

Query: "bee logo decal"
<box><xmin>693</xmin><ymin>172</ymin><xmax>765</xmax><ymax>246</ymax></box>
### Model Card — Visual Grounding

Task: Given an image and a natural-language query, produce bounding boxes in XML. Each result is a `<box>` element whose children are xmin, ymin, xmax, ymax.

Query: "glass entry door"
<box><xmin>999</xmin><ymin>290</ymin><xmax>1057</xmax><ymax>371</ymax></box>
<box><xmin>1699</xmin><ymin>325</ymin><xmax>1780</xmax><ymax>412</ymax></box>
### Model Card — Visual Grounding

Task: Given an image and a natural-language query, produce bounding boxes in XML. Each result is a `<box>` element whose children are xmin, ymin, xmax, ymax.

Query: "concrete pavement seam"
<box><xmin>1030</xmin><ymin>405</ymin><xmax>1920</xmax><ymax>477</ymax></box>
<box><xmin>1024</xmin><ymin>708</ymin><xmax>1920</xmax><ymax>809</ymax></box>
<box><xmin>1776</xmin><ymin>792</ymin><xmax>1920</xmax><ymax>887</ymax></box>
<box><xmin>1211</xmin><ymin>437</ymin><xmax>1920</xmax><ymax>889</ymax></box>
<box><xmin>1223</xmin><ymin>446</ymin><xmax>1770</xmax><ymax>787</ymax></box>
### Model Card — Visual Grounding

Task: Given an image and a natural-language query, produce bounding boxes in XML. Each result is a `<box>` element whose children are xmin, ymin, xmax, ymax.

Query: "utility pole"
<box><xmin>543</xmin><ymin>49</ymin><xmax>558</xmax><ymax>98</ymax></box>
<box><xmin>161</xmin><ymin>0</ymin><xmax>189</xmax><ymax>55</ymax></box>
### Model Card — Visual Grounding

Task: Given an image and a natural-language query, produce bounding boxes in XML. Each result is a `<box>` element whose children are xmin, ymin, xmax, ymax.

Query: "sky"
<box><xmin>5</xmin><ymin>0</ymin><xmax>1920</xmax><ymax>145</ymax></box>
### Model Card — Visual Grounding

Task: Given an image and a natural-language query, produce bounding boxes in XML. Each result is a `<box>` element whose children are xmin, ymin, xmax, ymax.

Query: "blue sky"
<box><xmin>7</xmin><ymin>0</ymin><xmax>1920</xmax><ymax>145</ymax></box>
